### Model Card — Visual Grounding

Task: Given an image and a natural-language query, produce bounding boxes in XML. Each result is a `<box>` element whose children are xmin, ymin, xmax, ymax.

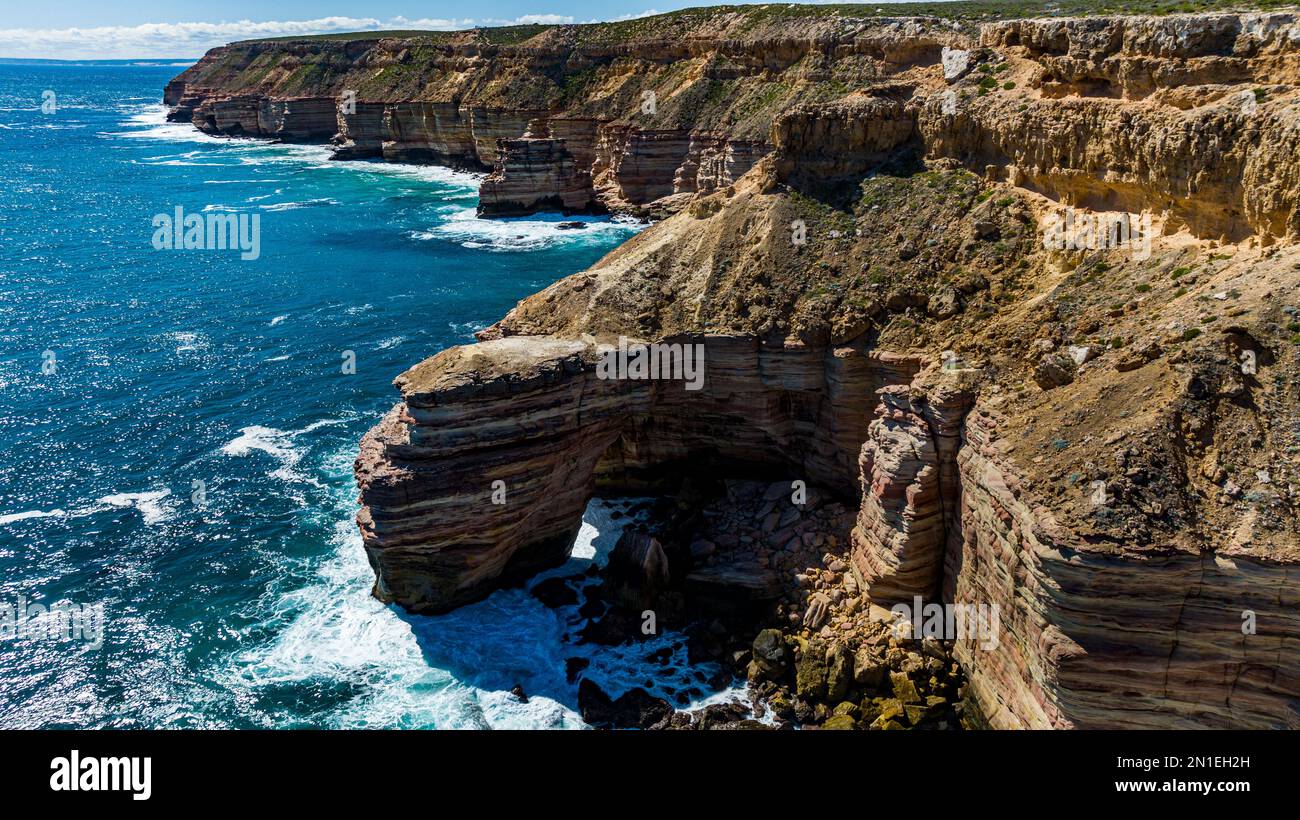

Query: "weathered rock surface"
<box><xmin>851</xmin><ymin>370</ymin><xmax>978</xmax><ymax>602</ymax></box>
<box><xmin>165</xmin><ymin>13</ymin><xmax>942</xmax><ymax>216</ymax></box>
<box><xmin>577</xmin><ymin>679</ymin><xmax>673</xmax><ymax>729</ymax></box>
<box><xmin>354</xmin><ymin>332</ymin><xmax>923</xmax><ymax>613</ymax></box>
<box><xmin>334</xmin><ymin>8</ymin><xmax>1300</xmax><ymax>728</ymax></box>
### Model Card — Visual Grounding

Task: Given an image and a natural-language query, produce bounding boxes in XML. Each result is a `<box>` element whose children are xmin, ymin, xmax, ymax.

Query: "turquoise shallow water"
<box><xmin>0</xmin><ymin>63</ymin><xmax>734</xmax><ymax>728</ymax></box>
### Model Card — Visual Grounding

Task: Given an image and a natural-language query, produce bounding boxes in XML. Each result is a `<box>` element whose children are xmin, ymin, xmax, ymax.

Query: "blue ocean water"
<box><xmin>0</xmin><ymin>64</ymin><xmax>732</xmax><ymax>728</ymax></box>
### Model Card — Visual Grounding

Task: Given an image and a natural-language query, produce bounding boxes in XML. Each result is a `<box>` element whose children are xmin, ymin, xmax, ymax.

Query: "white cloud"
<box><xmin>509</xmin><ymin>15</ymin><xmax>578</xmax><ymax>25</ymax></box>
<box><xmin>0</xmin><ymin>14</ymin><xmax>579</xmax><ymax>60</ymax></box>
<box><xmin>593</xmin><ymin>10</ymin><xmax>663</xmax><ymax>23</ymax></box>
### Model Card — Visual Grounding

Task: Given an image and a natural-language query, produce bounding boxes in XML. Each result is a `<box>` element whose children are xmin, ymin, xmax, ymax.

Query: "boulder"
<box><xmin>529</xmin><ymin>575</ymin><xmax>579</xmax><ymax>608</ymax></box>
<box><xmin>941</xmin><ymin>46</ymin><xmax>973</xmax><ymax>81</ymax></box>
<box><xmin>826</xmin><ymin>643</ymin><xmax>853</xmax><ymax>703</ymax></box>
<box><xmin>1114</xmin><ymin>340</ymin><xmax>1163</xmax><ymax>372</ymax></box>
<box><xmin>688</xmin><ymin>538</ymin><xmax>716</xmax><ymax>559</ymax></box>
<box><xmin>748</xmin><ymin>628</ymin><xmax>789</xmax><ymax>682</ymax></box>
<box><xmin>803</xmin><ymin>593</ymin><xmax>832</xmax><ymax>630</ymax></box>
<box><xmin>853</xmin><ymin>645</ymin><xmax>888</xmax><ymax>688</ymax></box>
<box><xmin>927</xmin><ymin>286</ymin><xmax>962</xmax><ymax>319</ymax></box>
<box><xmin>795</xmin><ymin>640</ymin><xmax>828</xmax><ymax>701</ymax></box>
<box><xmin>821</xmin><ymin>714</ymin><xmax>856</xmax><ymax>730</ymax></box>
<box><xmin>1033</xmin><ymin>352</ymin><xmax>1077</xmax><ymax>389</ymax></box>
<box><xmin>603</xmin><ymin>530</ymin><xmax>672</xmax><ymax>612</ymax></box>
<box><xmin>890</xmin><ymin>671</ymin><xmax>922</xmax><ymax>705</ymax></box>
<box><xmin>577</xmin><ymin>679</ymin><xmax>673</xmax><ymax>729</ymax></box>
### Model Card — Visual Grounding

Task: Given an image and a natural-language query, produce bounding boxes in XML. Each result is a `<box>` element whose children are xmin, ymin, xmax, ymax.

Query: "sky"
<box><xmin>0</xmin><ymin>1</ymin><xmax>917</xmax><ymax>60</ymax></box>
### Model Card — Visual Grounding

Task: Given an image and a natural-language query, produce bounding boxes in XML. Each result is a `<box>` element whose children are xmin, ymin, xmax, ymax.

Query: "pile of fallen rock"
<box><xmin>554</xmin><ymin>479</ymin><xmax>972</xmax><ymax>729</ymax></box>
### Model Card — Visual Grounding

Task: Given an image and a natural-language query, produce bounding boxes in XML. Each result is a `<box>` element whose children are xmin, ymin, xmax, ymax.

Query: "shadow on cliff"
<box><xmin>388</xmin><ymin>499</ymin><xmax>732</xmax><ymax>717</ymax></box>
<box><xmin>783</xmin><ymin>147</ymin><xmax>927</xmax><ymax>212</ymax></box>
<box><xmin>390</xmin><ymin>588</ymin><xmax>592</xmax><ymax>714</ymax></box>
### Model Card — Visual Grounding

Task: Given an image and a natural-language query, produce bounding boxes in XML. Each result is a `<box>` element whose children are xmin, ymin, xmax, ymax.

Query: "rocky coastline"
<box><xmin>168</xmin><ymin>5</ymin><xmax>1300</xmax><ymax>729</ymax></box>
<box><xmin>526</xmin><ymin>481</ymin><xmax>972</xmax><ymax>731</ymax></box>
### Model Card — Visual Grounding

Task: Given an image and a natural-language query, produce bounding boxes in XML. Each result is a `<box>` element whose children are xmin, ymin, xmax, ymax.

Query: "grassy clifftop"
<box><xmin>238</xmin><ymin>1</ymin><xmax>1297</xmax><ymax>47</ymax></box>
<box><xmin>172</xmin><ymin>1</ymin><xmax>1300</xmax><ymax>150</ymax></box>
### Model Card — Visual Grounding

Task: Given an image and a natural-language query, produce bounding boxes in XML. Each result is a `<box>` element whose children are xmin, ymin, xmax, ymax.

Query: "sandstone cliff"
<box><xmin>335</xmin><ymin>7</ymin><xmax>1300</xmax><ymax>729</ymax></box>
<box><xmin>165</xmin><ymin>5</ymin><xmax>1300</xmax><ymax>728</ymax></box>
<box><xmin>165</xmin><ymin>9</ymin><xmax>984</xmax><ymax>216</ymax></box>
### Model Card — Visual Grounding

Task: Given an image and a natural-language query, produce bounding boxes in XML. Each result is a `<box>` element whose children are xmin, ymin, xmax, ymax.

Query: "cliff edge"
<box><xmin>169</xmin><ymin>4</ymin><xmax>1300</xmax><ymax>729</ymax></box>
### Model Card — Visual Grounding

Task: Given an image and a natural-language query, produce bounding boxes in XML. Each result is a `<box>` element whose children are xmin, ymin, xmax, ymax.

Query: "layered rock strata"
<box><xmin>163</xmin><ymin>12</ymin><xmax>967</xmax><ymax>216</ymax></box>
<box><xmin>942</xmin><ymin>404</ymin><xmax>1300</xmax><ymax>729</ymax></box>
<box><xmin>355</xmin><ymin>333</ymin><xmax>923</xmax><ymax>612</ymax></box>
<box><xmin>851</xmin><ymin>370</ymin><xmax>978</xmax><ymax>603</ymax></box>
<box><xmin>335</xmin><ymin>9</ymin><xmax>1300</xmax><ymax>728</ymax></box>
<box><xmin>168</xmin><ymin>10</ymin><xmax>1300</xmax><ymax>233</ymax></box>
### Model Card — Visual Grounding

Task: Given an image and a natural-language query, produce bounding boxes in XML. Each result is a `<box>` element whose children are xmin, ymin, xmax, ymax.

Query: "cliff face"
<box><xmin>168</xmin><ymin>9</ymin><xmax>1300</xmax><ymax>230</ymax></box>
<box><xmin>339</xmin><ymin>7</ymin><xmax>1300</xmax><ymax>729</ymax></box>
<box><xmin>165</xmin><ymin>12</ymin><xmax>965</xmax><ymax>216</ymax></box>
<box><xmin>164</xmin><ymin>7</ymin><xmax>1300</xmax><ymax>728</ymax></box>
<box><xmin>355</xmin><ymin>335</ymin><xmax>922</xmax><ymax>612</ymax></box>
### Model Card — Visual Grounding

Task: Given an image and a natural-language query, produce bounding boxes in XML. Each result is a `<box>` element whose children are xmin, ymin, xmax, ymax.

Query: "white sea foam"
<box><xmin>0</xmin><ymin>508</ymin><xmax>66</xmax><ymax>526</ymax></box>
<box><xmin>221</xmin><ymin>425</ymin><xmax>313</xmax><ymax>487</ymax></box>
<box><xmin>223</xmin><ymin>488</ymin><xmax>749</xmax><ymax>729</ymax></box>
<box><xmin>163</xmin><ymin>330</ymin><xmax>208</xmax><ymax>353</ymax></box>
<box><xmin>110</xmin><ymin>106</ymin><xmax>235</xmax><ymax>144</ymax></box>
<box><xmin>235</xmin><ymin>144</ymin><xmax>335</xmax><ymax>167</ymax></box>
<box><xmin>96</xmin><ymin>490</ymin><xmax>174</xmax><ymax>525</ymax></box>
<box><xmin>412</xmin><ymin>207</ymin><xmax>643</xmax><ymax>252</ymax></box>
<box><xmin>1</xmin><ymin>123</ymin><xmax>87</xmax><ymax>131</ymax></box>
<box><xmin>110</xmin><ymin>108</ymin><xmax>484</xmax><ymax>205</ymax></box>
<box><xmin>138</xmin><ymin>158</ymin><xmax>227</xmax><ymax>167</ymax></box>
<box><xmin>219</xmin><ymin>419</ymin><xmax>345</xmax><ymax>488</ymax></box>
<box><xmin>0</xmin><ymin>491</ymin><xmax>176</xmax><ymax>528</ymax></box>
<box><xmin>258</xmin><ymin>198</ymin><xmax>338</xmax><ymax>211</ymax></box>
<box><xmin>322</xmin><ymin>159</ymin><xmax>482</xmax><ymax>189</ymax></box>
<box><xmin>447</xmin><ymin>321</ymin><xmax>487</xmax><ymax>338</ymax></box>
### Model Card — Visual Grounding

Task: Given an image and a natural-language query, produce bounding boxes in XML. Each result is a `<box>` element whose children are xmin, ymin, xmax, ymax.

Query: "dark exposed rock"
<box><xmin>565</xmin><ymin>657</ymin><xmax>590</xmax><ymax>684</ymax></box>
<box><xmin>603</xmin><ymin>530</ymin><xmax>672</xmax><ymax>612</ymax></box>
<box><xmin>577</xmin><ymin>679</ymin><xmax>673</xmax><ymax>729</ymax></box>
<box><xmin>529</xmin><ymin>575</ymin><xmax>580</xmax><ymax>608</ymax></box>
<box><xmin>747</xmin><ymin>628</ymin><xmax>788</xmax><ymax>682</ymax></box>
<box><xmin>578</xmin><ymin>608</ymin><xmax>642</xmax><ymax>646</ymax></box>
<box><xmin>825</xmin><ymin>643</ymin><xmax>853</xmax><ymax>703</ymax></box>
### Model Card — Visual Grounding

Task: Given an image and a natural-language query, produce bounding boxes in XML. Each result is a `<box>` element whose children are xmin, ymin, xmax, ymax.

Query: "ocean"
<box><xmin>0</xmin><ymin>62</ymin><xmax>732</xmax><ymax>728</ymax></box>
